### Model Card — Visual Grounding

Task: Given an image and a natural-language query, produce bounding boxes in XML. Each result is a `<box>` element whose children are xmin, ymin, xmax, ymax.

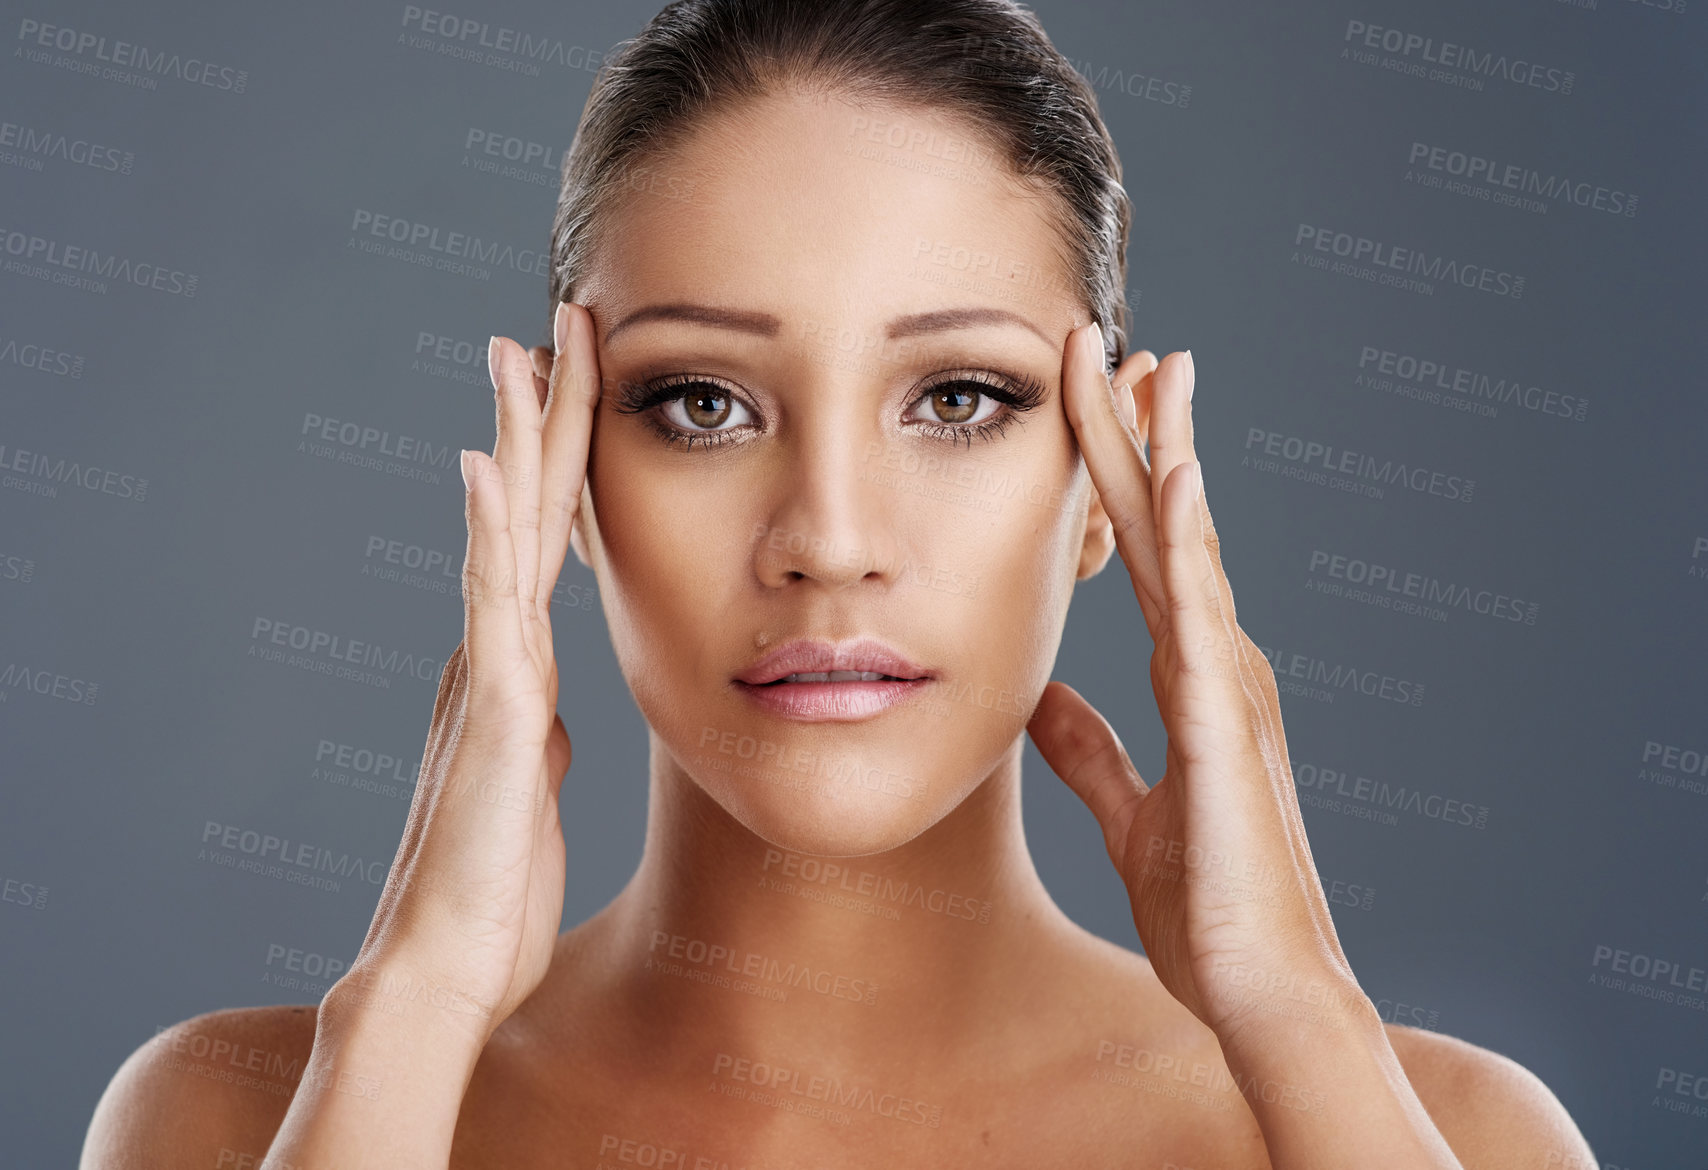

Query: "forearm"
<box><xmin>261</xmin><ymin>969</ymin><xmax>490</xmax><ymax>1169</ymax></box>
<box><xmin>1215</xmin><ymin>984</ymin><xmax>1462</xmax><ymax>1170</ymax></box>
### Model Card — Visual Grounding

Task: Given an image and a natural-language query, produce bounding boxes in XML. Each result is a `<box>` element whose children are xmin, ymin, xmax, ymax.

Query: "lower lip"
<box><xmin>733</xmin><ymin>678</ymin><xmax>931</xmax><ymax>721</ymax></box>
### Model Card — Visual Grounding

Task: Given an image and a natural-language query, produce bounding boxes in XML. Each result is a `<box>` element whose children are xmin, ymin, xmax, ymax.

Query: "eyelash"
<box><xmin>611</xmin><ymin>369</ymin><xmax>1048</xmax><ymax>451</ymax></box>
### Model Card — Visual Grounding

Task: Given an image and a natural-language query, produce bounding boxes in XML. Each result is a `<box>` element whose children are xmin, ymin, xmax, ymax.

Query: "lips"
<box><xmin>732</xmin><ymin>638</ymin><xmax>935</xmax><ymax>722</ymax></box>
<box><xmin>734</xmin><ymin>637</ymin><xmax>934</xmax><ymax>686</ymax></box>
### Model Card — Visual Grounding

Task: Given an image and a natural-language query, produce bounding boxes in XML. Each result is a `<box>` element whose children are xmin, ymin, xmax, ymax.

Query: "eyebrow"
<box><xmin>602</xmin><ymin>303</ymin><xmax>1053</xmax><ymax>347</ymax></box>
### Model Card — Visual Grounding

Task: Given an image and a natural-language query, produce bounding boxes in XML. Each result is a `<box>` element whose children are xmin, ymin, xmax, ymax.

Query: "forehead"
<box><xmin>578</xmin><ymin>90</ymin><xmax>1086</xmax><ymax>345</ymax></box>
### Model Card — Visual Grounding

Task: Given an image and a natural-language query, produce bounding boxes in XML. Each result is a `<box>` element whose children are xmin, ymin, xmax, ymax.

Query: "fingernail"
<box><xmin>1113</xmin><ymin>380</ymin><xmax>1136</xmax><ymax>431</ymax></box>
<box><xmin>1081</xmin><ymin>322</ymin><xmax>1102</xmax><ymax>368</ymax></box>
<box><xmin>554</xmin><ymin>301</ymin><xmax>570</xmax><ymax>355</ymax></box>
<box><xmin>487</xmin><ymin>336</ymin><xmax>500</xmax><ymax>393</ymax></box>
<box><xmin>1192</xmin><ymin>460</ymin><xmax>1202</xmax><ymax>500</ymax></box>
<box><xmin>1183</xmin><ymin>349</ymin><xmax>1194</xmax><ymax>401</ymax></box>
<box><xmin>459</xmin><ymin>449</ymin><xmax>474</xmax><ymax>491</ymax></box>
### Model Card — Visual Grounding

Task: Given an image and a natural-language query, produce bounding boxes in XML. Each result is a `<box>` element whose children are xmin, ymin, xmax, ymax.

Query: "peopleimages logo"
<box><xmin>1342</xmin><ymin>19</ymin><xmax>1575</xmax><ymax>94</ymax></box>
<box><xmin>0</xmin><ymin>334</ymin><xmax>85</xmax><ymax>378</ymax></box>
<box><xmin>1293</xmin><ymin>758</ymin><xmax>1491</xmax><ymax>830</ymax></box>
<box><xmin>348</xmin><ymin>209</ymin><xmax>550</xmax><ymax>278</ymax></box>
<box><xmin>710</xmin><ymin>1052</ymin><xmax>944</xmax><ymax>1128</ymax></box>
<box><xmin>0</xmin><ymin>661</ymin><xmax>99</xmax><ymax>706</ymax></box>
<box><xmin>15</xmin><ymin>18</ymin><xmax>250</xmax><ymax>93</ymax></box>
<box><xmin>1255</xmin><ymin>641</ymin><xmax>1426</xmax><ymax>707</ymax></box>
<box><xmin>398</xmin><ymin>6</ymin><xmax>607</xmax><ymax>75</ymax></box>
<box><xmin>1355</xmin><ymin>345</ymin><xmax>1588</xmax><ymax>423</ymax></box>
<box><xmin>0</xmin><ymin>225</ymin><xmax>199</xmax><ymax>297</ymax></box>
<box><xmin>248</xmin><ymin>617</ymin><xmax>444</xmax><ymax>688</ymax></box>
<box><xmin>1293</xmin><ymin>224</ymin><xmax>1523</xmax><ymax>299</ymax></box>
<box><xmin>1306</xmin><ymin>548</ymin><xmax>1539</xmax><ymax>626</ymax></box>
<box><xmin>1243</xmin><ymin>427</ymin><xmax>1475</xmax><ymax>504</ymax></box>
<box><xmin>646</xmin><ymin>930</ymin><xmax>880</xmax><ymax>1006</ymax></box>
<box><xmin>0</xmin><ymin>119</ymin><xmax>134</xmax><ymax>174</ymax></box>
<box><xmin>1406</xmin><ymin>142</ymin><xmax>1636</xmax><ymax>218</ymax></box>
<box><xmin>198</xmin><ymin>820</ymin><xmax>387</xmax><ymax>889</ymax></box>
<box><xmin>0</xmin><ymin>439</ymin><xmax>149</xmax><ymax>502</ymax></box>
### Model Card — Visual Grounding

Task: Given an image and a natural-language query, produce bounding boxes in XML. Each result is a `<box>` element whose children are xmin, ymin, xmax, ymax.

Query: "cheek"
<box><xmin>584</xmin><ymin>429</ymin><xmax>752</xmax><ymax>693</ymax></box>
<box><xmin>930</xmin><ymin>432</ymin><xmax>1089</xmax><ymax>668</ymax></box>
<box><xmin>1003</xmin><ymin>505</ymin><xmax>1084</xmax><ymax>698</ymax></box>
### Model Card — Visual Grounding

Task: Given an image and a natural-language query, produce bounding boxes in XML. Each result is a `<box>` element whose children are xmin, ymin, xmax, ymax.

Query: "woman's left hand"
<box><xmin>1027</xmin><ymin>324</ymin><xmax>1370</xmax><ymax>1051</ymax></box>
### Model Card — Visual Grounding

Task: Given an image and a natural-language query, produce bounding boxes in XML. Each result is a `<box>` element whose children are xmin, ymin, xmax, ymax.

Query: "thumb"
<box><xmin>1027</xmin><ymin>680</ymin><xmax>1150</xmax><ymax>861</ymax></box>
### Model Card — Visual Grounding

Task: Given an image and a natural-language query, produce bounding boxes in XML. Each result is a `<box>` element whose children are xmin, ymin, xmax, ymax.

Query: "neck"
<box><xmin>585</xmin><ymin>729</ymin><xmax>1079</xmax><ymax>1072</ymax></box>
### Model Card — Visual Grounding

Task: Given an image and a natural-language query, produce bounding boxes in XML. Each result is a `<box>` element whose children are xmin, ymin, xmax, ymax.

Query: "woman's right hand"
<box><xmin>331</xmin><ymin>301</ymin><xmax>601</xmax><ymax>1047</ymax></box>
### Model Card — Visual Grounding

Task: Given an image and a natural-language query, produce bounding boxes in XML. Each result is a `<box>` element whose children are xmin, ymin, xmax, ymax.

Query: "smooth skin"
<box><xmin>82</xmin><ymin>90</ymin><xmax>1597</xmax><ymax>1170</ymax></box>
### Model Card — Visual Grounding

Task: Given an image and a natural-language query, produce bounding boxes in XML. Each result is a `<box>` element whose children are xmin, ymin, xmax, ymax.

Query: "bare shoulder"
<box><xmin>1059</xmin><ymin>933</ymin><xmax>1598</xmax><ymax>1168</ymax></box>
<box><xmin>80</xmin><ymin>1003</ymin><xmax>318</xmax><ymax>1170</ymax></box>
<box><xmin>1385</xmin><ymin>1023</ymin><xmax>1598</xmax><ymax>1169</ymax></box>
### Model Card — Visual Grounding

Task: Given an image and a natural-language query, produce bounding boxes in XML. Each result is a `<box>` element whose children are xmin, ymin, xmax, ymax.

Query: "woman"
<box><xmin>82</xmin><ymin>0</ymin><xmax>1597</xmax><ymax>1165</ymax></box>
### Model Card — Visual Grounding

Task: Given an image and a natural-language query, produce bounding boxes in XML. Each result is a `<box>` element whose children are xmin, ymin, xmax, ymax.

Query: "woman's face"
<box><xmin>569</xmin><ymin>89</ymin><xmax>1117</xmax><ymax>856</ymax></box>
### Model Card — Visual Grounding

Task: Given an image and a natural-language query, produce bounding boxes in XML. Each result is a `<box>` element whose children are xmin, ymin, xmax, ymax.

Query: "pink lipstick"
<box><xmin>733</xmin><ymin>637</ymin><xmax>935</xmax><ymax>722</ymax></box>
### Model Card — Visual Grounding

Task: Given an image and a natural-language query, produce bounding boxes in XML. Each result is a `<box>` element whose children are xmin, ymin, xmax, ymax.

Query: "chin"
<box><xmin>709</xmin><ymin>775</ymin><xmax>958</xmax><ymax>858</ymax></box>
<box><xmin>672</xmin><ymin>722</ymin><xmax>990</xmax><ymax>858</ymax></box>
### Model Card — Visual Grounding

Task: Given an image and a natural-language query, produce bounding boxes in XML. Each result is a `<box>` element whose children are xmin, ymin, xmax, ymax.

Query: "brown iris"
<box><xmin>684</xmin><ymin>389</ymin><xmax>732</xmax><ymax>428</ymax></box>
<box><xmin>929</xmin><ymin>387</ymin><xmax>978</xmax><ymax>423</ymax></box>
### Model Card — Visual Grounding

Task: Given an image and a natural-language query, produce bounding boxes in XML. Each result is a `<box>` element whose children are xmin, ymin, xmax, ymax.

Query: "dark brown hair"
<box><xmin>546</xmin><ymin>0</ymin><xmax>1131</xmax><ymax>369</ymax></box>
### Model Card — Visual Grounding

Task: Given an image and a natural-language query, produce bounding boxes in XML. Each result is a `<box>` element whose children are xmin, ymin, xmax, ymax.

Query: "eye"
<box><xmin>902</xmin><ymin>370</ymin><xmax>1047</xmax><ymax>448</ymax></box>
<box><xmin>906</xmin><ymin>384</ymin><xmax>1004</xmax><ymax>428</ymax></box>
<box><xmin>613</xmin><ymin>374</ymin><xmax>757</xmax><ymax>450</ymax></box>
<box><xmin>658</xmin><ymin>384</ymin><xmax>753</xmax><ymax>433</ymax></box>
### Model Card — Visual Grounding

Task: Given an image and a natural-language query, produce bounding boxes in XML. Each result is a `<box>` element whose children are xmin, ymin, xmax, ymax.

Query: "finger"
<box><xmin>1152</xmin><ymin>375</ymin><xmax>1259</xmax><ymax>736</ymax></box>
<box><xmin>1147</xmin><ymin>352</ymin><xmax>1248</xmax><ymax>689</ymax></box>
<box><xmin>527</xmin><ymin>345</ymin><xmax>553</xmax><ymax>410</ymax></box>
<box><xmin>1118</xmin><ymin>350</ymin><xmax>1159</xmax><ymax>440</ymax></box>
<box><xmin>537</xmin><ymin>302</ymin><xmax>601</xmax><ymax>614</ymax></box>
<box><xmin>1193</xmin><ymin>469</ymin><xmax>1238</xmax><ymax>630</ymax></box>
<box><xmin>1152</xmin><ymin>356</ymin><xmax>1239</xmax><ymax>635</ymax></box>
<box><xmin>489</xmin><ymin>335</ymin><xmax>545</xmax><ymax>611</ymax></box>
<box><xmin>1027</xmin><ymin>680</ymin><xmax>1151</xmax><ymax>862</ymax></box>
<box><xmin>1157</xmin><ymin>459</ymin><xmax>1246</xmax><ymax>757</ymax></box>
<box><xmin>1059</xmin><ymin>322</ymin><xmax>1166</xmax><ymax>633</ymax></box>
<box><xmin>1146</xmin><ymin>350</ymin><xmax>1195</xmax><ymax>536</ymax></box>
<box><xmin>361</xmin><ymin>645</ymin><xmax>467</xmax><ymax>941</ymax></box>
<box><xmin>460</xmin><ymin>448</ymin><xmax>528</xmax><ymax>694</ymax></box>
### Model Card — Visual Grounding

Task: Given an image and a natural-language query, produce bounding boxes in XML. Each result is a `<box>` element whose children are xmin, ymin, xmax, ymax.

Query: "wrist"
<box><xmin>258</xmin><ymin>966</ymin><xmax>493</xmax><ymax>1168</ymax></box>
<box><xmin>1207</xmin><ymin>974</ymin><xmax>1457</xmax><ymax>1169</ymax></box>
<box><xmin>323</xmin><ymin>960</ymin><xmax>499</xmax><ymax>1061</ymax></box>
<box><xmin>1206</xmin><ymin>960</ymin><xmax>1383</xmax><ymax>1065</ymax></box>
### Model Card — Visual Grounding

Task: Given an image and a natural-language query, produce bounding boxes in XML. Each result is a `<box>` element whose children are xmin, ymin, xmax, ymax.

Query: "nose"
<box><xmin>751</xmin><ymin>414</ymin><xmax>904</xmax><ymax>591</ymax></box>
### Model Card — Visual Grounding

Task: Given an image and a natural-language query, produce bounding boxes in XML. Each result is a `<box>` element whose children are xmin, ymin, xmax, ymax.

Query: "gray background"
<box><xmin>2</xmin><ymin>0</ymin><xmax>1705</xmax><ymax>1164</ymax></box>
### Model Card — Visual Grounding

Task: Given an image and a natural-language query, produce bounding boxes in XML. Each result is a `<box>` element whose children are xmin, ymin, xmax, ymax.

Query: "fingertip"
<box><xmin>1026</xmin><ymin>679</ymin><xmax>1062</xmax><ymax>725</ymax></box>
<box><xmin>1166</xmin><ymin>459</ymin><xmax>1198</xmax><ymax>510</ymax></box>
<box><xmin>1113</xmin><ymin>380</ymin><xmax>1137</xmax><ymax>433</ymax></box>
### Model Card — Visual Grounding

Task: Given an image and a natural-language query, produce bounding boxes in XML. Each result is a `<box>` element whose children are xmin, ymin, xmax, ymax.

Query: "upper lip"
<box><xmin>735</xmin><ymin>637</ymin><xmax>935</xmax><ymax>685</ymax></box>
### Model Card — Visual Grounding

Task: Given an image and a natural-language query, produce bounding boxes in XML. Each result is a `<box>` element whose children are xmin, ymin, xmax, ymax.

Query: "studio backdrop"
<box><xmin>1</xmin><ymin>0</ymin><xmax>1704</xmax><ymax>1164</ymax></box>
